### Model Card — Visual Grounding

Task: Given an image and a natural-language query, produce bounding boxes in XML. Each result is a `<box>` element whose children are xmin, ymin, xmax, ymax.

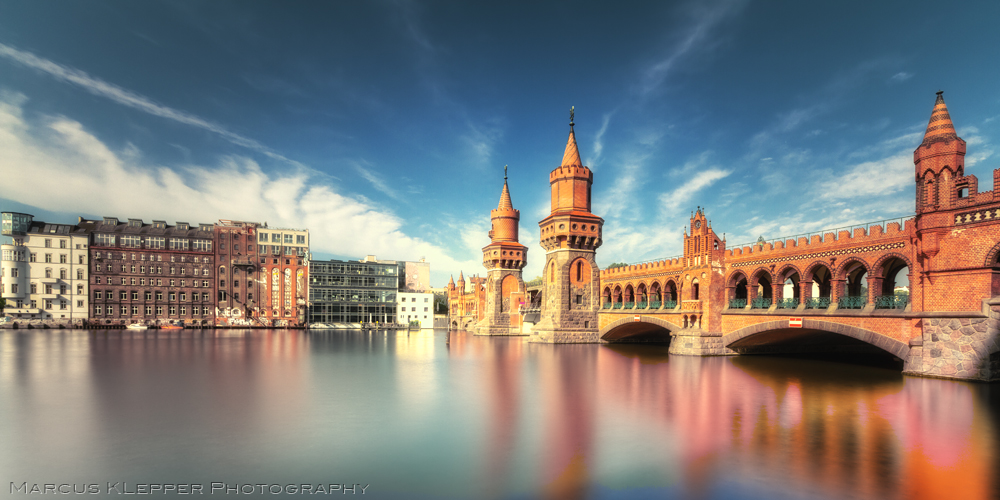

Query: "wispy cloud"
<box><xmin>889</xmin><ymin>71</ymin><xmax>913</xmax><ymax>83</ymax></box>
<box><xmin>0</xmin><ymin>42</ymin><xmax>303</xmax><ymax>168</ymax></box>
<box><xmin>0</xmin><ymin>94</ymin><xmax>478</xmax><ymax>284</ymax></box>
<box><xmin>638</xmin><ymin>0</ymin><xmax>747</xmax><ymax>97</ymax></box>
<box><xmin>659</xmin><ymin>167</ymin><xmax>731</xmax><ymax>214</ymax></box>
<box><xmin>589</xmin><ymin>112</ymin><xmax>613</xmax><ymax>167</ymax></box>
<box><xmin>353</xmin><ymin>162</ymin><xmax>400</xmax><ymax>200</ymax></box>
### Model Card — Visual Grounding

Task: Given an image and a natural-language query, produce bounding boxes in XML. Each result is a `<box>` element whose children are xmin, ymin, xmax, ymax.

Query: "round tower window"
<box><xmin>572</xmin><ymin>224</ymin><xmax>577</xmax><ymax>230</ymax></box>
<box><xmin>559</xmin><ymin>224</ymin><xmax>565</xmax><ymax>230</ymax></box>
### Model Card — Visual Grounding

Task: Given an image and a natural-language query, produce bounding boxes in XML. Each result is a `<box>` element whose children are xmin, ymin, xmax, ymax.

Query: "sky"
<box><xmin>2</xmin><ymin>1</ymin><xmax>1000</xmax><ymax>287</ymax></box>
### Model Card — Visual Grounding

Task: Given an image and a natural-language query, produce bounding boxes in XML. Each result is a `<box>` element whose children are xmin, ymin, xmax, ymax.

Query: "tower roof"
<box><xmin>458</xmin><ymin>271</ymin><xmax>465</xmax><ymax>282</ymax></box>
<box><xmin>561</xmin><ymin>130</ymin><xmax>582</xmax><ymax>167</ymax></box>
<box><xmin>561</xmin><ymin>106</ymin><xmax>582</xmax><ymax>167</ymax></box>
<box><xmin>920</xmin><ymin>91</ymin><xmax>960</xmax><ymax>147</ymax></box>
<box><xmin>448</xmin><ymin>275</ymin><xmax>455</xmax><ymax>286</ymax></box>
<box><xmin>497</xmin><ymin>166</ymin><xmax>513</xmax><ymax>210</ymax></box>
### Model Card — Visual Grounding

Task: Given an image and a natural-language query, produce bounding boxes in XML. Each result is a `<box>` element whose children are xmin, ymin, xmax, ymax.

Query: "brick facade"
<box><xmin>530</xmin><ymin>113</ymin><xmax>604</xmax><ymax>343</ymax></box>
<box><xmin>475</xmin><ymin>172</ymin><xmax>528</xmax><ymax>336</ymax></box>
<box><xmin>591</xmin><ymin>93</ymin><xmax>1000</xmax><ymax>381</ymax></box>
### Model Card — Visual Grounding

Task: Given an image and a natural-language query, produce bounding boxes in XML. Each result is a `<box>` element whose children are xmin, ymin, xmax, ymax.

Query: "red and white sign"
<box><xmin>789</xmin><ymin>317</ymin><xmax>803</xmax><ymax>328</ymax></box>
<box><xmin>634</xmin><ymin>316</ymin><xmax>641</xmax><ymax>322</ymax></box>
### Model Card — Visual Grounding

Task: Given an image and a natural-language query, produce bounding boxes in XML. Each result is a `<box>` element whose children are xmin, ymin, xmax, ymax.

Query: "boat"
<box><xmin>126</xmin><ymin>323</ymin><xmax>148</xmax><ymax>330</ymax></box>
<box><xmin>160</xmin><ymin>324</ymin><xmax>183</xmax><ymax>330</ymax></box>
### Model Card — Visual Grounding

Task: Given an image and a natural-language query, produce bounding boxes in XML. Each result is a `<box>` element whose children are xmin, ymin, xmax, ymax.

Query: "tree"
<box><xmin>434</xmin><ymin>294</ymin><xmax>449</xmax><ymax>314</ymax></box>
<box><xmin>524</xmin><ymin>276</ymin><xmax>543</xmax><ymax>287</ymax></box>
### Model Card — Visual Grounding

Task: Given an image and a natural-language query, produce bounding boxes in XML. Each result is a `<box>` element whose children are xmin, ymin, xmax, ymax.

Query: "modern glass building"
<box><xmin>308</xmin><ymin>257</ymin><xmax>400</xmax><ymax>324</ymax></box>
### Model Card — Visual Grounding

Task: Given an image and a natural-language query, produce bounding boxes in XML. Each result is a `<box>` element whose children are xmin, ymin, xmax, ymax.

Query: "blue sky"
<box><xmin>2</xmin><ymin>1</ymin><xmax>1000</xmax><ymax>286</ymax></box>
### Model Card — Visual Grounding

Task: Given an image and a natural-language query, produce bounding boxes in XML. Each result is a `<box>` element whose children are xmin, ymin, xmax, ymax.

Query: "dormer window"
<box><xmin>128</xmin><ymin>219</ymin><xmax>142</xmax><ymax>228</ymax></box>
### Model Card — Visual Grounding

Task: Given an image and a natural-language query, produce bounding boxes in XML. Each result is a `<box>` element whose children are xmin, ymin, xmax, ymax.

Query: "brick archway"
<box><xmin>721</xmin><ymin>319</ymin><xmax>909</xmax><ymax>359</ymax></box>
<box><xmin>600</xmin><ymin>315</ymin><xmax>680</xmax><ymax>342</ymax></box>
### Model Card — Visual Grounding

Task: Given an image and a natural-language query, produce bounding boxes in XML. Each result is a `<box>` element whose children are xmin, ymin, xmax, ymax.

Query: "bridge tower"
<box><xmin>914</xmin><ymin>91</ymin><xmax>966</xmax><ymax>215</ymax></box>
<box><xmin>530</xmin><ymin>108</ymin><xmax>605</xmax><ymax>343</ymax></box>
<box><xmin>476</xmin><ymin>167</ymin><xmax>529</xmax><ymax>335</ymax></box>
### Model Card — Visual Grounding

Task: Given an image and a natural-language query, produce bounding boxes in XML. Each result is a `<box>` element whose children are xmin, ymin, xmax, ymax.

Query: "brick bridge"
<box><xmin>597</xmin><ymin>93</ymin><xmax>1000</xmax><ymax>382</ymax></box>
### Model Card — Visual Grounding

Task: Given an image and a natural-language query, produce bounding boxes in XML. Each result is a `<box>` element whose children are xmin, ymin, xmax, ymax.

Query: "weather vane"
<box><xmin>504</xmin><ymin>164</ymin><xmax>508</xmax><ymax>182</ymax></box>
<box><xmin>570</xmin><ymin>106</ymin><xmax>575</xmax><ymax>128</ymax></box>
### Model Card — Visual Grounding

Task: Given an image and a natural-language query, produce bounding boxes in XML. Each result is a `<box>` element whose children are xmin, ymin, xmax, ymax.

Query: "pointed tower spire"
<box><xmin>449</xmin><ymin>275</ymin><xmax>455</xmax><ymax>286</ymax></box>
<box><xmin>497</xmin><ymin>165</ymin><xmax>514</xmax><ymax>210</ymax></box>
<box><xmin>561</xmin><ymin>106</ymin><xmax>582</xmax><ymax>167</ymax></box>
<box><xmin>458</xmin><ymin>271</ymin><xmax>465</xmax><ymax>282</ymax></box>
<box><xmin>920</xmin><ymin>91</ymin><xmax>959</xmax><ymax>147</ymax></box>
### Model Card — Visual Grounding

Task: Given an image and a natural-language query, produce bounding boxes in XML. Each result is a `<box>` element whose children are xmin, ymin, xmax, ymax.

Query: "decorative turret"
<box><xmin>539</xmin><ymin>107</ymin><xmax>604</xmax><ymax>252</ymax></box>
<box><xmin>448</xmin><ymin>275</ymin><xmax>455</xmax><ymax>291</ymax></box>
<box><xmin>483</xmin><ymin>166</ymin><xmax>528</xmax><ymax>270</ymax></box>
<box><xmin>531</xmin><ymin>108</ymin><xmax>604</xmax><ymax>343</ymax></box>
<box><xmin>684</xmin><ymin>206</ymin><xmax>722</xmax><ymax>266</ymax></box>
<box><xmin>915</xmin><ymin>91</ymin><xmax>967</xmax><ymax>213</ymax></box>
<box><xmin>476</xmin><ymin>167</ymin><xmax>529</xmax><ymax>336</ymax></box>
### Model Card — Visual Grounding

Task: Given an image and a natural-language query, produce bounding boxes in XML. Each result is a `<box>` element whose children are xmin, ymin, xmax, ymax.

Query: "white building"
<box><xmin>2</xmin><ymin>213</ymin><xmax>90</xmax><ymax>325</ymax></box>
<box><xmin>397</xmin><ymin>291</ymin><xmax>434</xmax><ymax>329</ymax></box>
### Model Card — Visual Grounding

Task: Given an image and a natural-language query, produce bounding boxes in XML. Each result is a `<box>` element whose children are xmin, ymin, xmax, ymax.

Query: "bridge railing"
<box><xmin>837</xmin><ymin>295</ymin><xmax>867</xmax><ymax>309</ymax></box>
<box><xmin>726</xmin><ymin>215</ymin><xmax>914</xmax><ymax>251</ymax></box>
<box><xmin>875</xmin><ymin>295</ymin><xmax>908</xmax><ymax>309</ymax></box>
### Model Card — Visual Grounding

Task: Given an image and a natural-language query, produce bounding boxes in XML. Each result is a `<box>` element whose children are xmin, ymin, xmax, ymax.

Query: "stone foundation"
<box><xmin>668</xmin><ymin>329</ymin><xmax>736</xmax><ymax>356</ymax></box>
<box><xmin>904</xmin><ymin>303</ymin><xmax>1000</xmax><ymax>381</ymax></box>
<box><xmin>528</xmin><ymin>328</ymin><xmax>601</xmax><ymax>343</ymax></box>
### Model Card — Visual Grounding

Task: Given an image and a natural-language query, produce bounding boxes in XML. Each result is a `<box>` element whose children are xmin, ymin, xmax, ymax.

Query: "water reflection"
<box><xmin>0</xmin><ymin>329</ymin><xmax>996</xmax><ymax>499</ymax></box>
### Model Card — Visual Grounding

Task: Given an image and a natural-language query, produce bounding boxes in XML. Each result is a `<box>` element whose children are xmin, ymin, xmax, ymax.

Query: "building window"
<box><xmin>95</xmin><ymin>277</ymin><xmax>101</xmax><ymax>284</ymax></box>
<box><xmin>45</xmin><ymin>239</ymin><xmax>52</xmax><ymax>248</ymax></box>
<box><xmin>76</xmin><ymin>269</ymin><xmax>83</xmax><ymax>280</ymax></box>
<box><xmin>169</xmin><ymin>306</ymin><xmax>176</xmax><ymax>315</ymax></box>
<box><xmin>30</xmin><ymin>283</ymin><xmax>37</xmax><ymax>294</ymax></box>
<box><xmin>45</xmin><ymin>254</ymin><xmax>52</xmax><ymax>263</ymax></box>
<box><xmin>120</xmin><ymin>278</ymin><xmax>126</xmax><ymax>285</ymax></box>
<box><xmin>131</xmin><ymin>306</ymin><xmax>139</xmax><ymax>316</ymax></box>
<box><xmin>145</xmin><ymin>306</ymin><xmax>152</xmax><ymax>315</ymax></box>
<box><xmin>78</xmin><ymin>255</ymin><xmax>85</xmax><ymax>264</ymax></box>
<box><xmin>180</xmin><ymin>293</ymin><xmax>187</xmax><ymax>301</ymax></box>
<box><xmin>120</xmin><ymin>291</ymin><xmax>127</xmax><ymax>300</ymax></box>
<box><xmin>59</xmin><ymin>269</ymin><xmax>66</xmax><ymax>279</ymax></box>
<box><xmin>44</xmin><ymin>299</ymin><xmax>52</xmax><ymax>309</ymax></box>
<box><xmin>180</xmin><ymin>306</ymin><xmax>186</xmax><ymax>316</ymax></box>
<box><xmin>145</xmin><ymin>292</ymin><xmax>152</xmax><ymax>300</ymax></box>
<box><xmin>140</xmin><ymin>278</ymin><xmax>145</xmax><ymax>286</ymax></box>
<box><xmin>169</xmin><ymin>292</ymin><xmax>176</xmax><ymax>301</ymax></box>
<box><xmin>131</xmin><ymin>291</ymin><xmax>139</xmax><ymax>300</ymax></box>
<box><xmin>95</xmin><ymin>305</ymin><xmax>103</xmax><ymax>315</ymax></box>
<box><xmin>156</xmin><ymin>292</ymin><xmax>163</xmax><ymax>300</ymax></box>
<box><xmin>156</xmin><ymin>306</ymin><xmax>163</xmax><ymax>315</ymax></box>
<box><xmin>29</xmin><ymin>253</ymin><xmax>36</xmax><ymax>263</ymax></box>
<box><xmin>95</xmin><ymin>291</ymin><xmax>103</xmax><ymax>299</ymax></box>
<box><xmin>77</xmin><ymin>285</ymin><xmax>83</xmax><ymax>295</ymax></box>
<box><xmin>45</xmin><ymin>284</ymin><xmax>52</xmax><ymax>294</ymax></box>
<box><xmin>77</xmin><ymin>300</ymin><xmax>83</xmax><ymax>308</ymax></box>
<box><xmin>202</xmin><ymin>293</ymin><xmax>209</xmax><ymax>302</ymax></box>
<box><xmin>130</xmin><ymin>278</ymin><xmax>136</xmax><ymax>286</ymax></box>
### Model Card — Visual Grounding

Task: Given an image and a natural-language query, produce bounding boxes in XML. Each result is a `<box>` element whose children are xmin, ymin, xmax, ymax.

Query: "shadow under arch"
<box><xmin>600</xmin><ymin>316</ymin><xmax>679</xmax><ymax>343</ymax></box>
<box><xmin>722</xmin><ymin>319</ymin><xmax>909</xmax><ymax>363</ymax></box>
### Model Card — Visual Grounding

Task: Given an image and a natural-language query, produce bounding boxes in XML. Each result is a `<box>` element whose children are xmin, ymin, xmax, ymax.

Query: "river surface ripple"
<box><xmin>1</xmin><ymin>329</ymin><xmax>997</xmax><ymax>499</ymax></box>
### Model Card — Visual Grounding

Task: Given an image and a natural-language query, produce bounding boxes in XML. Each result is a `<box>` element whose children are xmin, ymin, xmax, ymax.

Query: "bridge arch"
<box><xmin>722</xmin><ymin>319</ymin><xmax>909</xmax><ymax>360</ymax></box>
<box><xmin>600</xmin><ymin>315</ymin><xmax>680</xmax><ymax>343</ymax></box>
<box><xmin>749</xmin><ymin>268</ymin><xmax>775</xmax><ymax>301</ymax></box>
<box><xmin>984</xmin><ymin>240</ymin><xmax>1000</xmax><ymax>268</ymax></box>
<box><xmin>836</xmin><ymin>257</ymin><xmax>871</xmax><ymax>299</ymax></box>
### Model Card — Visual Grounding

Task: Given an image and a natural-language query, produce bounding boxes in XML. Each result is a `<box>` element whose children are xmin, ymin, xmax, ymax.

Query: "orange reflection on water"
<box><xmin>590</xmin><ymin>346</ymin><xmax>998</xmax><ymax>499</ymax></box>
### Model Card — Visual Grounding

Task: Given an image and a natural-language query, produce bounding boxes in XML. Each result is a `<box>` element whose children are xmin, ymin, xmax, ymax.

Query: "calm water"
<box><xmin>1</xmin><ymin>329</ymin><xmax>998</xmax><ymax>500</ymax></box>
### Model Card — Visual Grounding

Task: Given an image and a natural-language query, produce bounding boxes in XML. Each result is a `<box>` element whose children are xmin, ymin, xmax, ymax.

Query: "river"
<box><xmin>1</xmin><ymin>329</ymin><xmax>997</xmax><ymax>499</ymax></box>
